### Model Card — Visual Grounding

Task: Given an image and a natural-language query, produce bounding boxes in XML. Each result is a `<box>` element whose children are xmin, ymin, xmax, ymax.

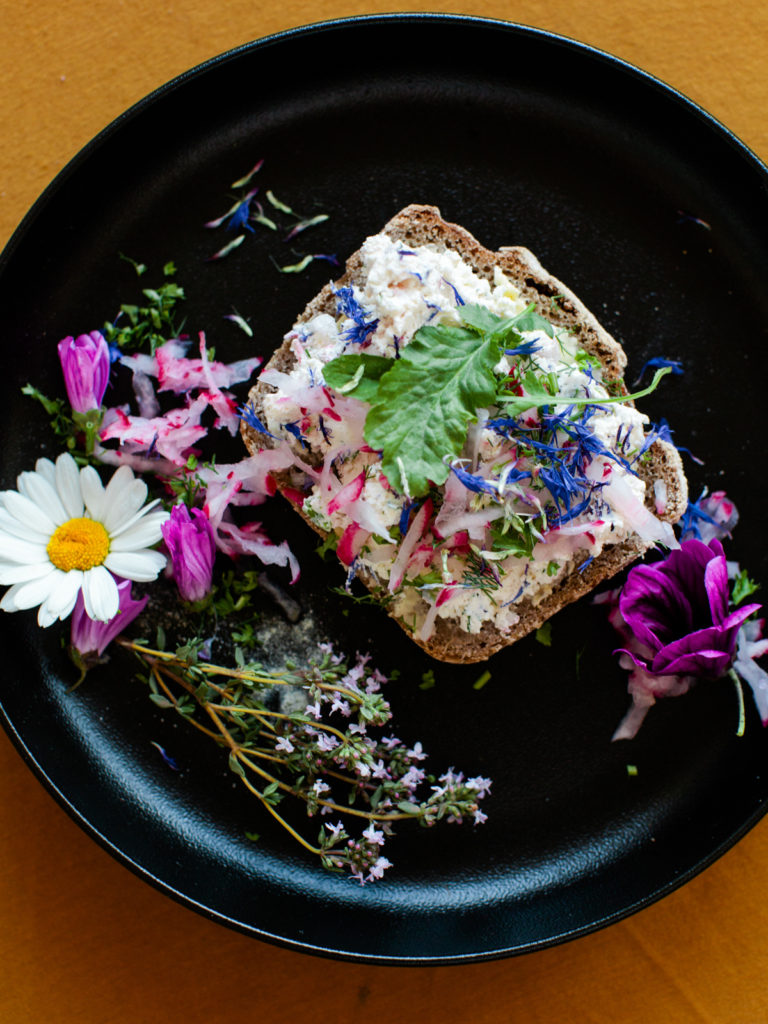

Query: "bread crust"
<box><xmin>242</xmin><ymin>204</ymin><xmax>688</xmax><ymax>663</ymax></box>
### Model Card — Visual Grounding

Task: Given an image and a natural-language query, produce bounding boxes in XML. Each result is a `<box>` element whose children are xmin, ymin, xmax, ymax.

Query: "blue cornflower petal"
<box><xmin>504</xmin><ymin>340</ymin><xmax>542</xmax><ymax>357</ymax></box>
<box><xmin>399</xmin><ymin>499</ymin><xmax>416</xmax><ymax>536</ymax></box>
<box><xmin>677</xmin><ymin>489</ymin><xmax>720</xmax><ymax>541</ymax></box>
<box><xmin>238</xmin><ymin>402</ymin><xmax>276</xmax><ymax>438</ymax></box>
<box><xmin>450</xmin><ymin>462</ymin><xmax>531</xmax><ymax>497</ymax></box>
<box><xmin>333</xmin><ymin>285</ymin><xmax>379</xmax><ymax>345</ymax></box>
<box><xmin>284</xmin><ymin>421</ymin><xmax>309</xmax><ymax>448</ymax></box>
<box><xmin>318</xmin><ymin>414</ymin><xmax>332</xmax><ymax>444</ymax></box>
<box><xmin>442</xmin><ymin>278</ymin><xmax>465</xmax><ymax>306</ymax></box>
<box><xmin>634</xmin><ymin>356</ymin><xmax>684</xmax><ymax>385</ymax></box>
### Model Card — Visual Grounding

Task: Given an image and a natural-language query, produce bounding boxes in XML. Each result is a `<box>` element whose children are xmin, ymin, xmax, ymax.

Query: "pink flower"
<box><xmin>161</xmin><ymin>504</ymin><xmax>217</xmax><ymax>603</ymax></box>
<box><xmin>70</xmin><ymin>575</ymin><xmax>148</xmax><ymax>670</ymax></box>
<box><xmin>58</xmin><ymin>331</ymin><xmax>111</xmax><ymax>414</ymax></box>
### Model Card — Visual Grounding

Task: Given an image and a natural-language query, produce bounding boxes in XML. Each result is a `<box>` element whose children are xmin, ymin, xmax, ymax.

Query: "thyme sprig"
<box><xmin>121</xmin><ymin>639</ymin><xmax>489</xmax><ymax>882</ymax></box>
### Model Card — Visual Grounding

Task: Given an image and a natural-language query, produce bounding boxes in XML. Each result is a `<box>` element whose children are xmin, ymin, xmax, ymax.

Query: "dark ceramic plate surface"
<box><xmin>2</xmin><ymin>15</ymin><xmax>768</xmax><ymax>964</ymax></box>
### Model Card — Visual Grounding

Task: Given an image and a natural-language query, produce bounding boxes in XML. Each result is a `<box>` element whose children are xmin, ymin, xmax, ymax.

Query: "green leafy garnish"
<box><xmin>535</xmin><ymin>622</ymin><xmax>553</xmax><ymax>647</ymax></box>
<box><xmin>732</xmin><ymin>569</ymin><xmax>760</xmax><ymax>606</ymax></box>
<box><xmin>322</xmin><ymin>301</ymin><xmax>670</xmax><ymax>499</ymax></box>
<box><xmin>497</xmin><ymin>366</ymin><xmax>673</xmax><ymax>417</ymax></box>
<box><xmin>323</xmin><ymin>353</ymin><xmax>393</xmax><ymax>402</ymax></box>
<box><xmin>362</xmin><ymin>320</ymin><xmax>500</xmax><ymax>496</ymax></box>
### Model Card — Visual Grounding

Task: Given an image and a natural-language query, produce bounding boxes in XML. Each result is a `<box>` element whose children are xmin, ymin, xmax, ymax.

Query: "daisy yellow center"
<box><xmin>46</xmin><ymin>517</ymin><xmax>110</xmax><ymax>572</ymax></box>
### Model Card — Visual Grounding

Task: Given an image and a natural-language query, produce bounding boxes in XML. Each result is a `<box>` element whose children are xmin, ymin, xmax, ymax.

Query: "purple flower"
<box><xmin>161</xmin><ymin>505</ymin><xmax>216</xmax><ymax>603</ymax></box>
<box><xmin>58</xmin><ymin>331</ymin><xmax>110</xmax><ymax>414</ymax></box>
<box><xmin>617</xmin><ymin>538</ymin><xmax>760</xmax><ymax>680</ymax></box>
<box><xmin>601</xmin><ymin>535</ymin><xmax>764</xmax><ymax>740</ymax></box>
<box><xmin>70</xmin><ymin>576</ymin><xmax>148</xmax><ymax>677</ymax></box>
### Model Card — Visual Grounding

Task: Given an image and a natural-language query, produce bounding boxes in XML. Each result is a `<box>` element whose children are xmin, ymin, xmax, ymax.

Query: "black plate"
<box><xmin>2</xmin><ymin>14</ymin><xmax>768</xmax><ymax>965</ymax></box>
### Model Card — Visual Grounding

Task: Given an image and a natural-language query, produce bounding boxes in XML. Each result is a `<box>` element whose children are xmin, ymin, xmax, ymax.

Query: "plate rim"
<box><xmin>2</xmin><ymin>12</ymin><xmax>768</xmax><ymax>965</ymax></box>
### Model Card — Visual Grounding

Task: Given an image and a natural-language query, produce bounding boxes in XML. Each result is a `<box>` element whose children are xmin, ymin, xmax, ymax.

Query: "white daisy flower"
<box><xmin>0</xmin><ymin>452</ymin><xmax>169</xmax><ymax>627</ymax></box>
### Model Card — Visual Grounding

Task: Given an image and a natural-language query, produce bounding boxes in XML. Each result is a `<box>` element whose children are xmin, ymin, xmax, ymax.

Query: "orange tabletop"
<box><xmin>3</xmin><ymin>2</ymin><xmax>768</xmax><ymax>1022</ymax></box>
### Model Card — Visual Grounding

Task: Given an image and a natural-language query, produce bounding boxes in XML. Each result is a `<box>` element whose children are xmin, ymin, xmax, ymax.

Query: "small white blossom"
<box><xmin>362</xmin><ymin>823</ymin><xmax>385</xmax><ymax>846</ymax></box>
<box><xmin>366</xmin><ymin>856</ymin><xmax>392</xmax><ymax>881</ymax></box>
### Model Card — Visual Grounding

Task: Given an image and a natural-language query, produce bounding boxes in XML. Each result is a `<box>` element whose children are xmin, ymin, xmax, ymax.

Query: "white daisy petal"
<box><xmin>109</xmin><ymin>514</ymin><xmax>168</xmax><ymax>551</ymax></box>
<box><xmin>82</xmin><ymin>565</ymin><xmax>119</xmax><ymax>621</ymax></box>
<box><xmin>33</xmin><ymin>458</ymin><xmax>57</xmax><ymax>487</ymax></box>
<box><xmin>102</xmin><ymin>465</ymin><xmax>142</xmax><ymax>510</ymax></box>
<box><xmin>1</xmin><ymin>569</ymin><xmax>59</xmax><ymax>611</ymax></box>
<box><xmin>42</xmin><ymin>570</ymin><xmax>83</xmax><ymax>620</ymax></box>
<box><xmin>16</xmin><ymin>470</ymin><xmax>68</xmax><ymax>526</ymax></box>
<box><xmin>103</xmin><ymin>478</ymin><xmax>150</xmax><ymax>533</ymax></box>
<box><xmin>0</xmin><ymin>506</ymin><xmax>52</xmax><ymax>543</ymax></box>
<box><xmin>3</xmin><ymin>490</ymin><xmax>57</xmax><ymax>536</ymax></box>
<box><xmin>1</xmin><ymin>582</ymin><xmax>26</xmax><ymax>612</ymax></box>
<box><xmin>37</xmin><ymin>602</ymin><xmax>59</xmax><ymax>628</ymax></box>
<box><xmin>104</xmin><ymin>548</ymin><xmax>166</xmax><ymax>581</ymax></box>
<box><xmin>108</xmin><ymin>499</ymin><xmax>166</xmax><ymax>540</ymax></box>
<box><xmin>55</xmin><ymin>453</ymin><xmax>84</xmax><ymax>519</ymax></box>
<box><xmin>80</xmin><ymin>465</ymin><xmax>107</xmax><ymax>521</ymax></box>
<box><xmin>0</xmin><ymin>535</ymin><xmax>49</xmax><ymax>565</ymax></box>
<box><xmin>0</xmin><ymin>561</ymin><xmax>58</xmax><ymax>585</ymax></box>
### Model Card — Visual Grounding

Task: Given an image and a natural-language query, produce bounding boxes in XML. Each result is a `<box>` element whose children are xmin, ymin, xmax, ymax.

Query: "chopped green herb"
<box><xmin>535</xmin><ymin>622</ymin><xmax>553</xmax><ymax>647</ymax></box>
<box><xmin>472</xmin><ymin>670</ymin><xmax>492</xmax><ymax>690</ymax></box>
<box><xmin>732</xmin><ymin>569</ymin><xmax>760</xmax><ymax>606</ymax></box>
<box><xmin>323</xmin><ymin>353</ymin><xmax>393</xmax><ymax>402</ymax></box>
<box><xmin>119</xmin><ymin>253</ymin><xmax>147</xmax><ymax>276</ymax></box>
<box><xmin>266</xmin><ymin>190</ymin><xmax>293</xmax><ymax>215</ymax></box>
<box><xmin>419</xmin><ymin>669</ymin><xmax>436</xmax><ymax>690</ymax></box>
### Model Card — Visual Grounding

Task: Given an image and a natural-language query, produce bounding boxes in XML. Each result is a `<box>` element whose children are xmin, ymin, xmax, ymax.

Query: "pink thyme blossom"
<box><xmin>58</xmin><ymin>331</ymin><xmax>111</xmax><ymax>414</ymax></box>
<box><xmin>366</xmin><ymin>856</ymin><xmax>392</xmax><ymax>882</ymax></box>
<box><xmin>161</xmin><ymin>504</ymin><xmax>217</xmax><ymax>603</ymax></box>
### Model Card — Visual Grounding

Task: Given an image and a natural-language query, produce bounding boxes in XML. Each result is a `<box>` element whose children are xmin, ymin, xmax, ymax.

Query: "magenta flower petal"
<box><xmin>161</xmin><ymin>504</ymin><xmax>216</xmax><ymax>603</ymax></box>
<box><xmin>618</xmin><ymin>537</ymin><xmax>760</xmax><ymax>684</ymax></box>
<box><xmin>58</xmin><ymin>331</ymin><xmax>111</xmax><ymax>413</ymax></box>
<box><xmin>70</xmin><ymin>575</ymin><xmax>148</xmax><ymax>658</ymax></box>
<box><xmin>704</xmin><ymin>554</ymin><xmax>730</xmax><ymax>624</ymax></box>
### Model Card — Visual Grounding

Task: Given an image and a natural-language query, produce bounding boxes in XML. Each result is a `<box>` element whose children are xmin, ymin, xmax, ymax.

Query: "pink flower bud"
<box><xmin>161</xmin><ymin>505</ymin><xmax>216</xmax><ymax>603</ymax></box>
<box><xmin>57</xmin><ymin>331</ymin><xmax>111</xmax><ymax>413</ymax></box>
<box><xmin>71</xmin><ymin>576</ymin><xmax>148</xmax><ymax>660</ymax></box>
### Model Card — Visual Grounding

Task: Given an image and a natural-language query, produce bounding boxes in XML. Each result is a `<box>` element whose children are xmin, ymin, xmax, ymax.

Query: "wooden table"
<box><xmin>2</xmin><ymin>2</ymin><xmax>768</xmax><ymax>1020</ymax></box>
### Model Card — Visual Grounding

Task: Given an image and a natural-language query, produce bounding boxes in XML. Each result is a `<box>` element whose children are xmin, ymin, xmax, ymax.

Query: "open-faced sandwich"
<box><xmin>241</xmin><ymin>204</ymin><xmax>688</xmax><ymax>663</ymax></box>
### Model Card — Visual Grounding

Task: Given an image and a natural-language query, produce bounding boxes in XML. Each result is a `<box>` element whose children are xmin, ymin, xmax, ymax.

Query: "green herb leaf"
<box><xmin>732</xmin><ymin>569</ymin><xmax>760</xmax><ymax>606</ymax></box>
<box><xmin>323</xmin><ymin>353</ymin><xmax>394</xmax><ymax>402</ymax></box>
<box><xmin>472</xmin><ymin>670</ymin><xmax>492</xmax><ymax>690</ymax></box>
<box><xmin>397</xmin><ymin>800</ymin><xmax>423</xmax><ymax>815</ymax></box>
<box><xmin>460</xmin><ymin>302</ymin><xmax>553</xmax><ymax>341</ymax></box>
<box><xmin>535</xmin><ymin>622</ymin><xmax>553</xmax><ymax>647</ymax></box>
<box><xmin>364</xmin><ymin>324</ymin><xmax>501</xmax><ymax>496</ymax></box>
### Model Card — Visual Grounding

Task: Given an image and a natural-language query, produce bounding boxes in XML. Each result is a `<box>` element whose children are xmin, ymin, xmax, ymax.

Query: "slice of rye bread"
<box><xmin>242</xmin><ymin>204</ymin><xmax>688</xmax><ymax>663</ymax></box>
